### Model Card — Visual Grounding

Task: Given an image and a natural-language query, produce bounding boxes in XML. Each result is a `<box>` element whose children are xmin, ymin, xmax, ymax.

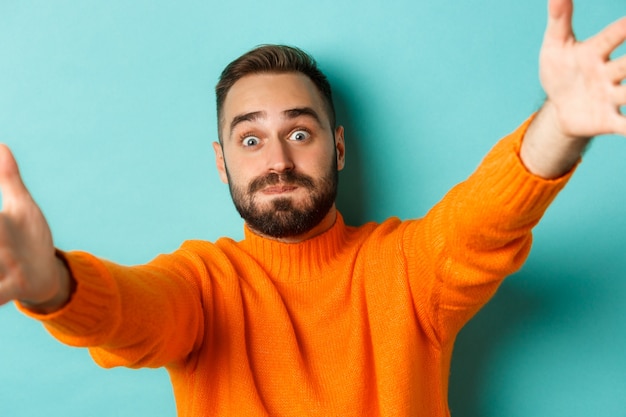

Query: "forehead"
<box><xmin>222</xmin><ymin>72</ymin><xmax>328</xmax><ymax>128</ymax></box>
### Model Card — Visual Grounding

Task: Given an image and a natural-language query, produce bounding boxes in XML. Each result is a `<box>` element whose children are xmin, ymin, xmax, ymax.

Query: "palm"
<box><xmin>540</xmin><ymin>0</ymin><xmax>626</xmax><ymax>138</ymax></box>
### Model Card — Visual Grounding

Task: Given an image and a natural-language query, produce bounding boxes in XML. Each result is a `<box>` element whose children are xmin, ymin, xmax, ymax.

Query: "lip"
<box><xmin>262</xmin><ymin>185</ymin><xmax>298</xmax><ymax>194</ymax></box>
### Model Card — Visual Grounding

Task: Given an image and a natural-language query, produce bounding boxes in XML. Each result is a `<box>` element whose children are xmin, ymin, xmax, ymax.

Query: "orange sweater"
<box><xmin>23</xmin><ymin>118</ymin><xmax>571</xmax><ymax>416</ymax></box>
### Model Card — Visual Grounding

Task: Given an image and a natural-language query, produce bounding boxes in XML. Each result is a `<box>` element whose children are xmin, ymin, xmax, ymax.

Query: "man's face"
<box><xmin>213</xmin><ymin>72</ymin><xmax>345</xmax><ymax>241</ymax></box>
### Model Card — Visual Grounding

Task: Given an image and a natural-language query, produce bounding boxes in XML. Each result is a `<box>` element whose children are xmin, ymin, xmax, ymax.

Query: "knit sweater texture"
<box><xmin>22</xmin><ymin>118</ymin><xmax>572</xmax><ymax>416</ymax></box>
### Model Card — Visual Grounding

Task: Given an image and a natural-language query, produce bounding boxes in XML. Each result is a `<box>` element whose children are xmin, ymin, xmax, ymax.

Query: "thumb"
<box><xmin>545</xmin><ymin>0</ymin><xmax>575</xmax><ymax>43</ymax></box>
<box><xmin>0</xmin><ymin>144</ymin><xmax>32</xmax><ymax>210</ymax></box>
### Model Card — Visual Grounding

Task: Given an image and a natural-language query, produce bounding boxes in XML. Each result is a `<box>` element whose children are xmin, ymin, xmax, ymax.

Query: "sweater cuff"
<box><xmin>477</xmin><ymin>115</ymin><xmax>577</xmax><ymax>216</ymax></box>
<box><xmin>16</xmin><ymin>251</ymin><xmax>119</xmax><ymax>346</ymax></box>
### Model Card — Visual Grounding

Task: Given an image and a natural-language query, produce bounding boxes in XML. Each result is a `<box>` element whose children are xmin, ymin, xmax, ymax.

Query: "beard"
<box><xmin>226</xmin><ymin>158</ymin><xmax>338</xmax><ymax>239</ymax></box>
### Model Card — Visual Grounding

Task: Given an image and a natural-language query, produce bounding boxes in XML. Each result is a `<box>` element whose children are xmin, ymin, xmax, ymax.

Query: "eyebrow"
<box><xmin>228</xmin><ymin>107</ymin><xmax>324</xmax><ymax>137</ymax></box>
<box><xmin>229</xmin><ymin>111</ymin><xmax>265</xmax><ymax>134</ymax></box>
<box><xmin>283</xmin><ymin>107</ymin><xmax>323</xmax><ymax>125</ymax></box>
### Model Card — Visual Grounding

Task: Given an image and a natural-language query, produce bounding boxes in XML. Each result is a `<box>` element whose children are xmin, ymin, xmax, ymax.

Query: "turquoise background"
<box><xmin>1</xmin><ymin>0</ymin><xmax>626</xmax><ymax>415</ymax></box>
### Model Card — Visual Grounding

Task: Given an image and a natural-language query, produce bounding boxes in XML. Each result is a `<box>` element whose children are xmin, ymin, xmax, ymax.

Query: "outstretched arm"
<box><xmin>0</xmin><ymin>145</ymin><xmax>72</xmax><ymax>313</ymax></box>
<box><xmin>0</xmin><ymin>145</ymin><xmax>204</xmax><ymax>367</ymax></box>
<box><xmin>521</xmin><ymin>0</ymin><xmax>626</xmax><ymax>178</ymax></box>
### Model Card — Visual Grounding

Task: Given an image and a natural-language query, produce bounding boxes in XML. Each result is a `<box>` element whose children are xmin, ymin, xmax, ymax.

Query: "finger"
<box><xmin>606</xmin><ymin>54</ymin><xmax>626</xmax><ymax>83</ymax></box>
<box><xmin>0</xmin><ymin>274</ymin><xmax>17</xmax><ymax>307</ymax></box>
<box><xmin>612</xmin><ymin>84</ymin><xmax>626</xmax><ymax>105</ymax></box>
<box><xmin>545</xmin><ymin>0</ymin><xmax>575</xmax><ymax>43</ymax></box>
<box><xmin>609</xmin><ymin>113</ymin><xmax>626</xmax><ymax>137</ymax></box>
<box><xmin>0</xmin><ymin>144</ymin><xmax>31</xmax><ymax>211</ymax></box>
<box><xmin>587</xmin><ymin>17</ymin><xmax>626</xmax><ymax>60</ymax></box>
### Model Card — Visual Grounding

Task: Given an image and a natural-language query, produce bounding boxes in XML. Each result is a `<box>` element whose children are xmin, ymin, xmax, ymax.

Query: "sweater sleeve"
<box><xmin>16</xmin><ymin>248</ymin><xmax>206</xmax><ymax>369</ymax></box>
<box><xmin>405</xmin><ymin>115</ymin><xmax>574</xmax><ymax>346</ymax></box>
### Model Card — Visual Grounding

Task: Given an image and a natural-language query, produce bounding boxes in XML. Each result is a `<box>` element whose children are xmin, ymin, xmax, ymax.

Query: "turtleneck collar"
<box><xmin>236</xmin><ymin>212</ymin><xmax>353</xmax><ymax>283</ymax></box>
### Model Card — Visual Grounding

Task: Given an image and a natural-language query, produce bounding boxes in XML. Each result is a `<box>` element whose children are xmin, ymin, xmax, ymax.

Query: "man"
<box><xmin>0</xmin><ymin>0</ymin><xmax>624</xmax><ymax>415</ymax></box>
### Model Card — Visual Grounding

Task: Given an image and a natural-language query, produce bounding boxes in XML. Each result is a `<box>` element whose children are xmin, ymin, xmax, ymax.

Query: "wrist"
<box><xmin>20</xmin><ymin>254</ymin><xmax>75</xmax><ymax>314</ymax></box>
<box><xmin>520</xmin><ymin>102</ymin><xmax>592</xmax><ymax>179</ymax></box>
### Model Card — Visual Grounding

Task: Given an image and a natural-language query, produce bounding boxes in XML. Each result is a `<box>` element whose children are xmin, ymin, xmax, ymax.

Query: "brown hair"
<box><xmin>215</xmin><ymin>44</ymin><xmax>336</xmax><ymax>141</ymax></box>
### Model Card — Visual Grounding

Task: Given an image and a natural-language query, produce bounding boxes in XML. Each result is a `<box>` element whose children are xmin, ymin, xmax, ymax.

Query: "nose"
<box><xmin>266</xmin><ymin>139</ymin><xmax>294</xmax><ymax>173</ymax></box>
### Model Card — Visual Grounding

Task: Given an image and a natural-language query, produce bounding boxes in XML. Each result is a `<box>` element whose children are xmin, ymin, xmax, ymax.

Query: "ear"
<box><xmin>334</xmin><ymin>126</ymin><xmax>346</xmax><ymax>171</ymax></box>
<box><xmin>212</xmin><ymin>141</ymin><xmax>229</xmax><ymax>184</ymax></box>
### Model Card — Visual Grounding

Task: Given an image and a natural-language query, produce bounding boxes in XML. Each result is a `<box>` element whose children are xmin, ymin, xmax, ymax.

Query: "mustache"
<box><xmin>248</xmin><ymin>171</ymin><xmax>316</xmax><ymax>194</ymax></box>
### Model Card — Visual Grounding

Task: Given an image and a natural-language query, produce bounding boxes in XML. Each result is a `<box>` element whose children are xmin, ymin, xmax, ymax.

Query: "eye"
<box><xmin>241</xmin><ymin>136</ymin><xmax>260</xmax><ymax>147</ymax></box>
<box><xmin>289</xmin><ymin>130</ymin><xmax>310</xmax><ymax>142</ymax></box>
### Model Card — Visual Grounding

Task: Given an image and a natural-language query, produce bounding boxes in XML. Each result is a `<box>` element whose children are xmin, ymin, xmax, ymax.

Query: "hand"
<box><xmin>0</xmin><ymin>145</ymin><xmax>71</xmax><ymax>313</ymax></box>
<box><xmin>521</xmin><ymin>0</ymin><xmax>626</xmax><ymax>178</ymax></box>
<box><xmin>540</xmin><ymin>0</ymin><xmax>626</xmax><ymax>139</ymax></box>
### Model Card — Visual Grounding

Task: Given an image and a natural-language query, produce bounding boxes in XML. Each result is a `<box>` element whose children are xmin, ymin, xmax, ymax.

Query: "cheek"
<box><xmin>223</xmin><ymin>156</ymin><xmax>258</xmax><ymax>187</ymax></box>
<box><xmin>314</xmin><ymin>150</ymin><xmax>338</xmax><ymax>175</ymax></box>
<box><xmin>297</xmin><ymin>146</ymin><xmax>335</xmax><ymax>171</ymax></box>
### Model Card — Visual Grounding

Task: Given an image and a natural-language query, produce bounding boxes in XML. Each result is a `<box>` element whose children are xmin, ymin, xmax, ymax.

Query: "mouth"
<box><xmin>262</xmin><ymin>185</ymin><xmax>298</xmax><ymax>195</ymax></box>
<box><xmin>249</xmin><ymin>172</ymin><xmax>315</xmax><ymax>195</ymax></box>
